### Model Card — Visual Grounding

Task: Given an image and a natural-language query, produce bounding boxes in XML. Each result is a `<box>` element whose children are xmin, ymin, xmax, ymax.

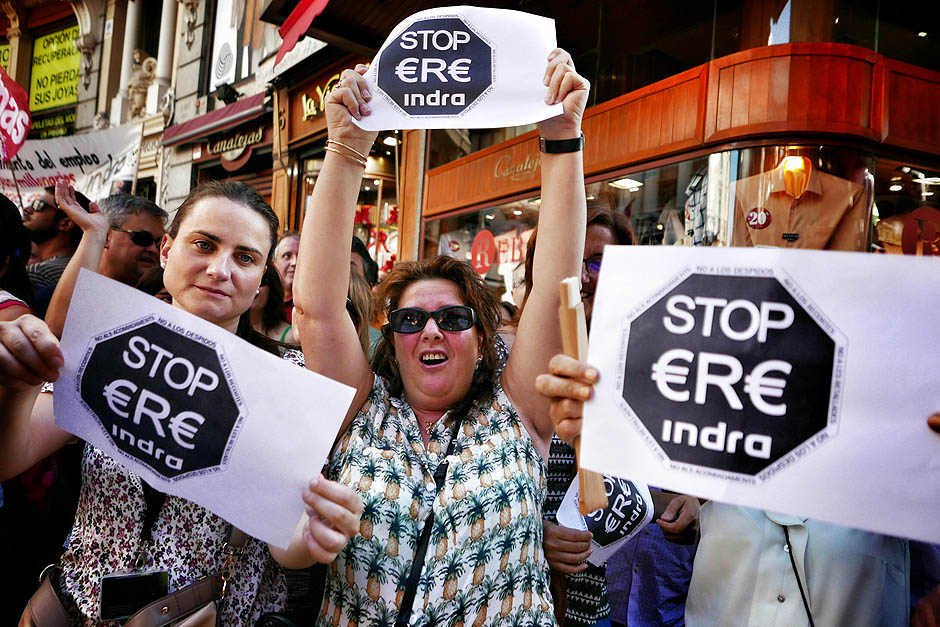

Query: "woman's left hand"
<box><xmin>54</xmin><ymin>181</ymin><xmax>107</xmax><ymax>236</ymax></box>
<box><xmin>300</xmin><ymin>474</ymin><xmax>363</xmax><ymax>563</ymax></box>
<box><xmin>537</xmin><ymin>48</ymin><xmax>590</xmax><ymax>140</ymax></box>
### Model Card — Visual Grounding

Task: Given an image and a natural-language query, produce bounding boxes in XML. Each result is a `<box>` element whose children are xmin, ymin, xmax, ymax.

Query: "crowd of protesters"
<box><xmin>1</xmin><ymin>49</ymin><xmax>938</xmax><ymax>627</ymax></box>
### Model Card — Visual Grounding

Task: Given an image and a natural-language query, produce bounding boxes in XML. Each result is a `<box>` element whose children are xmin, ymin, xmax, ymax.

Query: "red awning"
<box><xmin>163</xmin><ymin>93</ymin><xmax>268</xmax><ymax>147</ymax></box>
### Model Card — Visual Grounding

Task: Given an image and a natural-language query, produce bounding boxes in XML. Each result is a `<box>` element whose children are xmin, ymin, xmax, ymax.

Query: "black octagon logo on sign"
<box><xmin>376</xmin><ymin>16</ymin><xmax>494</xmax><ymax>117</ymax></box>
<box><xmin>584</xmin><ymin>477</ymin><xmax>650</xmax><ymax>549</ymax></box>
<box><xmin>80</xmin><ymin>319</ymin><xmax>243</xmax><ymax>480</ymax></box>
<box><xmin>621</xmin><ymin>272</ymin><xmax>843</xmax><ymax>478</ymax></box>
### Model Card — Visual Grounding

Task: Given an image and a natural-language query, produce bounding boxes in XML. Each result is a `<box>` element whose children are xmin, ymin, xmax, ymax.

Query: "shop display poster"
<box><xmin>556</xmin><ymin>475</ymin><xmax>654</xmax><ymax>566</ymax></box>
<box><xmin>54</xmin><ymin>270</ymin><xmax>356</xmax><ymax>549</ymax></box>
<box><xmin>354</xmin><ymin>6</ymin><xmax>563</xmax><ymax>130</ymax></box>
<box><xmin>581</xmin><ymin>246</ymin><xmax>940</xmax><ymax>544</ymax></box>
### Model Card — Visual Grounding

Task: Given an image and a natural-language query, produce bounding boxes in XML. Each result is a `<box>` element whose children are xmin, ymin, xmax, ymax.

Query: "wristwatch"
<box><xmin>539</xmin><ymin>132</ymin><xmax>584</xmax><ymax>154</ymax></box>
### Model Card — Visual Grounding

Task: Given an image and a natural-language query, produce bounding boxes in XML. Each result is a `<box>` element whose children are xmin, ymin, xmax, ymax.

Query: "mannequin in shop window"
<box><xmin>731</xmin><ymin>154</ymin><xmax>869</xmax><ymax>250</ymax></box>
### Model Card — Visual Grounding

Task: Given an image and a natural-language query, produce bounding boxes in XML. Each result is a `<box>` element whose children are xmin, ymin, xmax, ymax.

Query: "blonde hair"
<box><xmin>347</xmin><ymin>270</ymin><xmax>373</xmax><ymax>356</ymax></box>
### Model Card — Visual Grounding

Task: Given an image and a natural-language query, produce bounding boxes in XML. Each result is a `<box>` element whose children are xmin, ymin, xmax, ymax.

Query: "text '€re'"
<box><xmin>101</xmin><ymin>335</ymin><xmax>219</xmax><ymax>470</ymax></box>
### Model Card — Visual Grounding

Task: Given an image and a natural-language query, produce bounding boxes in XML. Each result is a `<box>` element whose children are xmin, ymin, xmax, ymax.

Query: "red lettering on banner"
<box><xmin>471</xmin><ymin>229</ymin><xmax>496</xmax><ymax>275</ymax></box>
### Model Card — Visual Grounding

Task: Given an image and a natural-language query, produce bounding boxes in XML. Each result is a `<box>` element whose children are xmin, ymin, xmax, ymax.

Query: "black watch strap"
<box><xmin>539</xmin><ymin>132</ymin><xmax>584</xmax><ymax>153</ymax></box>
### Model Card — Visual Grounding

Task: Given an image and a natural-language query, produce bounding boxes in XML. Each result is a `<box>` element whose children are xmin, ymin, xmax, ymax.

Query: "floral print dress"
<box><xmin>320</xmin><ymin>374</ymin><xmax>556</xmax><ymax>627</ymax></box>
<box><xmin>40</xmin><ymin>349</ymin><xmax>304</xmax><ymax>625</ymax></box>
<box><xmin>56</xmin><ymin>444</ymin><xmax>287</xmax><ymax>625</ymax></box>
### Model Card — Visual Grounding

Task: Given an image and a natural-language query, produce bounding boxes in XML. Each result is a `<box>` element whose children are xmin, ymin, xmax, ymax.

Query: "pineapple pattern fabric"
<box><xmin>320</xmin><ymin>374</ymin><xmax>556</xmax><ymax>627</ymax></box>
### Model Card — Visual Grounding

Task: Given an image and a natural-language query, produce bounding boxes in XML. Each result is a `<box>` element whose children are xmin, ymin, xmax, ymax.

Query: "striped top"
<box><xmin>543</xmin><ymin>434</ymin><xmax>610</xmax><ymax>626</ymax></box>
<box><xmin>27</xmin><ymin>254</ymin><xmax>71</xmax><ymax>289</ymax></box>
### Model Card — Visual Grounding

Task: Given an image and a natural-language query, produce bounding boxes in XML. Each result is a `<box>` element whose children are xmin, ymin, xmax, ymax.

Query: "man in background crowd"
<box><xmin>274</xmin><ymin>231</ymin><xmax>299</xmax><ymax>322</ymax></box>
<box><xmin>21</xmin><ymin>186</ymin><xmax>90</xmax><ymax>316</ymax></box>
<box><xmin>43</xmin><ymin>193</ymin><xmax>167</xmax><ymax>338</ymax></box>
<box><xmin>96</xmin><ymin>194</ymin><xmax>167</xmax><ymax>286</ymax></box>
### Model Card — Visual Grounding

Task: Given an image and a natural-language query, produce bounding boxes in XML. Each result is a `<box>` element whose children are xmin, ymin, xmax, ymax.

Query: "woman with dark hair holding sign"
<box><xmin>0</xmin><ymin>181</ymin><xmax>364</xmax><ymax>624</ymax></box>
<box><xmin>291</xmin><ymin>49</ymin><xmax>588</xmax><ymax>626</ymax></box>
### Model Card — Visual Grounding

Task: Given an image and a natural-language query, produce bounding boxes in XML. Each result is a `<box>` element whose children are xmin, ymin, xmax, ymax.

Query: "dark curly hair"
<box><xmin>371</xmin><ymin>255</ymin><xmax>501</xmax><ymax>419</ymax></box>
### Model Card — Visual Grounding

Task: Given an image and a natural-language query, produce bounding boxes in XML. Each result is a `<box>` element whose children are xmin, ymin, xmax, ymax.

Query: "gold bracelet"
<box><xmin>324</xmin><ymin>146</ymin><xmax>366</xmax><ymax>167</ymax></box>
<box><xmin>326</xmin><ymin>139</ymin><xmax>369</xmax><ymax>162</ymax></box>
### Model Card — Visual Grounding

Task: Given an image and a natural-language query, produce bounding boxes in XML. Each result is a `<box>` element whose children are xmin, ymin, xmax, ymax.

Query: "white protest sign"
<box><xmin>556</xmin><ymin>475</ymin><xmax>654</xmax><ymax>566</ymax></box>
<box><xmin>582</xmin><ymin>247</ymin><xmax>940</xmax><ymax>544</ymax></box>
<box><xmin>55</xmin><ymin>270</ymin><xmax>356</xmax><ymax>548</ymax></box>
<box><xmin>0</xmin><ymin>123</ymin><xmax>141</xmax><ymax>202</ymax></box>
<box><xmin>354</xmin><ymin>6</ymin><xmax>563</xmax><ymax>130</ymax></box>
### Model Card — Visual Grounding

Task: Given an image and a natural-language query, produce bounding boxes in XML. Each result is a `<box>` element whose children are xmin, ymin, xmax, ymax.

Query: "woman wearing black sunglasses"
<box><xmin>292</xmin><ymin>49</ymin><xmax>589</xmax><ymax>626</ymax></box>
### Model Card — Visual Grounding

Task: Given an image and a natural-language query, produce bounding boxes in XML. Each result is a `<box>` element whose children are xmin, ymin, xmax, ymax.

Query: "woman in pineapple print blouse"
<box><xmin>292</xmin><ymin>49</ymin><xmax>589</xmax><ymax>626</ymax></box>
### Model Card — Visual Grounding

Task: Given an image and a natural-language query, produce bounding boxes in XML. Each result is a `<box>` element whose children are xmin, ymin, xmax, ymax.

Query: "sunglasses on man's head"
<box><xmin>111</xmin><ymin>227</ymin><xmax>159</xmax><ymax>247</ymax></box>
<box><xmin>388</xmin><ymin>305</ymin><xmax>477</xmax><ymax>334</ymax></box>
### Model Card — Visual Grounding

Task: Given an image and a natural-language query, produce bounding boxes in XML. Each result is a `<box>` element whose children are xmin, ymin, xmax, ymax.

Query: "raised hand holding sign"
<box><xmin>354</xmin><ymin>6</ymin><xmax>563</xmax><ymax>130</ymax></box>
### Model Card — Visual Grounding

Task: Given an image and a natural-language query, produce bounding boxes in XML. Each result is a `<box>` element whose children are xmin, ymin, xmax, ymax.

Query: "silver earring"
<box><xmin>256</xmin><ymin>288</ymin><xmax>260</xmax><ymax>295</ymax></box>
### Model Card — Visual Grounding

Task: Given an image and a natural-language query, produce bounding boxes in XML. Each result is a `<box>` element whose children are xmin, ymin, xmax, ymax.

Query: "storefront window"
<box><xmin>872</xmin><ymin>159</ymin><xmax>940</xmax><ymax>256</ymax></box>
<box><xmin>423</xmin><ymin>198</ymin><xmax>540</xmax><ymax>305</ymax></box>
<box><xmin>421</xmin><ymin>143</ymin><xmax>940</xmax><ymax>304</ymax></box>
<box><xmin>302</xmin><ymin>140</ymin><xmax>399</xmax><ymax>276</ymax></box>
<box><xmin>428</xmin><ymin>125</ymin><xmax>536</xmax><ymax>170</ymax></box>
<box><xmin>593</xmin><ymin>145</ymin><xmax>875</xmax><ymax>251</ymax></box>
<box><xmin>714</xmin><ymin>0</ymin><xmax>939</xmax><ymax>72</ymax></box>
<box><xmin>426</xmin><ymin>1</ymin><xmax>938</xmax><ymax>170</ymax></box>
<box><xmin>424</xmin><ymin>144</ymin><xmax>884</xmax><ymax>300</ymax></box>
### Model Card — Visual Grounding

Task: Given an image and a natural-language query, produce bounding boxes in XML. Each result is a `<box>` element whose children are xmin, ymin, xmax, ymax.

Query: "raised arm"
<box><xmin>0</xmin><ymin>314</ymin><xmax>74</xmax><ymax>480</ymax></box>
<box><xmin>504</xmin><ymin>50</ymin><xmax>589</xmax><ymax>450</ymax></box>
<box><xmin>292</xmin><ymin>65</ymin><xmax>378</xmax><ymax>434</ymax></box>
<box><xmin>45</xmin><ymin>181</ymin><xmax>110</xmax><ymax>337</ymax></box>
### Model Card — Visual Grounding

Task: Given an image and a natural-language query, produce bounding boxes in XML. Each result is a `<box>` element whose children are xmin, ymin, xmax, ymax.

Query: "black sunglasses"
<box><xmin>583</xmin><ymin>255</ymin><xmax>603</xmax><ymax>278</ymax></box>
<box><xmin>388</xmin><ymin>305</ymin><xmax>477</xmax><ymax>334</ymax></box>
<box><xmin>112</xmin><ymin>227</ymin><xmax>159</xmax><ymax>247</ymax></box>
<box><xmin>27</xmin><ymin>198</ymin><xmax>57</xmax><ymax>214</ymax></box>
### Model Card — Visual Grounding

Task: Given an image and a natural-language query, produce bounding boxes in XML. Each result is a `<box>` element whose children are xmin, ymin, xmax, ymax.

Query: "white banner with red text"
<box><xmin>0</xmin><ymin>123</ymin><xmax>141</xmax><ymax>203</ymax></box>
